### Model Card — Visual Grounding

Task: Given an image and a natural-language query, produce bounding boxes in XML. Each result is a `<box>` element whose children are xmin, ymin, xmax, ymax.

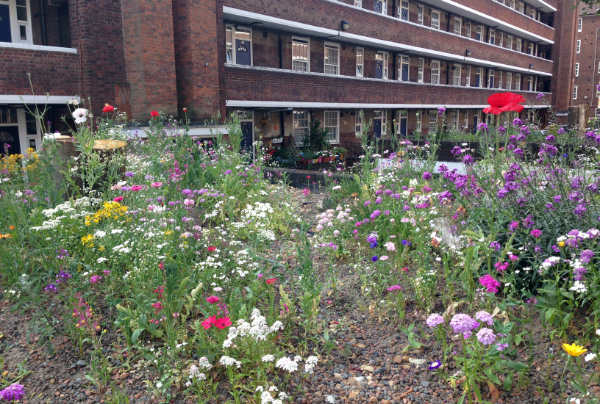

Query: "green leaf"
<box><xmin>131</xmin><ymin>328</ymin><xmax>144</xmax><ymax>345</ymax></box>
<box><xmin>484</xmin><ymin>367</ymin><xmax>501</xmax><ymax>385</ymax></box>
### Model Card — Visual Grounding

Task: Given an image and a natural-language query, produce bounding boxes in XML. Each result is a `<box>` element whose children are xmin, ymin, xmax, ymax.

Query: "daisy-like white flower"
<box><xmin>584</xmin><ymin>353</ymin><xmax>597</xmax><ymax>362</ymax></box>
<box><xmin>262</xmin><ymin>354</ymin><xmax>275</xmax><ymax>362</ymax></box>
<box><xmin>72</xmin><ymin>108</ymin><xmax>89</xmax><ymax>124</ymax></box>
<box><xmin>275</xmin><ymin>356</ymin><xmax>298</xmax><ymax>373</ymax></box>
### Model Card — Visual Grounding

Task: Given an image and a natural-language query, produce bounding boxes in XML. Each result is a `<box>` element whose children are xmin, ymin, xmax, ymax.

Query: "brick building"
<box><xmin>0</xmin><ymin>0</ymin><xmax>563</xmax><ymax>156</ymax></box>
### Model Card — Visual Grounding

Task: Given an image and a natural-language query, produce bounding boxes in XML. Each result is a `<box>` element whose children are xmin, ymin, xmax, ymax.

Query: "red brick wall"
<box><xmin>551</xmin><ymin>0</ymin><xmax>577</xmax><ymax>116</ymax></box>
<box><xmin>223</xmin><ymin>0</ymin><xmax>554</xmax><ymax>74</ymax></box>
<box><xmin>224</xmin><ymin>65</ymin><xmax>548</xmax><ymax>106</ymax></box>
<box><xmin>571</xmin><ymin>13</ymin><xmax>600</xmax><ymax>111</ymax></box>
<box><xmin>173</xmin><ymin>0</ymin><xmax>223</xmax><ymax>120</ymax></box>
<box><xmin>0</xmin><ymin>49</ymin><xmax>80</xmax><ymax>95</ymax></box>
<box><xmin>120</xmin><ymin>0</ymin><xmax>178</xmax><ymax>119</ymax></box>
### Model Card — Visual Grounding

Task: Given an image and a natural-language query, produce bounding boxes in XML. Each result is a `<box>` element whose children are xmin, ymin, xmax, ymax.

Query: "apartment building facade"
<box><xmin>1</xmin><ymin>0</ymin><xmax>560</xmax><ymax>156</ymax></box>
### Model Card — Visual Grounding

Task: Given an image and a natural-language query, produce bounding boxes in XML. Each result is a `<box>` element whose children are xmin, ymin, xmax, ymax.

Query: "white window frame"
<box><xmin>573</xmin><ymin>85</ymin><xmax>578</xmax><ymax>100</ymax></box>
<box><xmin>598</xmin><ymin>61</ymin><xmax>600</xmax><ymax>74</ymax></box>
<box><xmin>576</xmin><ymin>39</ymin><xmax>581</xmax><ymax>54</ymax></box>
<box><xmin>498</xmin><ymin>71</ymin><xmax>503</xmax><ymax>89</ymax></box>
<box><xmin>505</xmin><ymin>34</ymin><xmax>513</xmax><ymax>49</ymax></box>
<box><xmin>396</xmin><ymin>110</ymin><xmax>408</xmax><ymax>135</ymax></box>
<box><xmin>415</xmin><ymin>110</ymin><xmax>422</xmax><ymax>133</ymax></box>
<box><xmin>400</xmin><ymin>0</ymin><xmax>409</xmax><ymax>21</ymax></box>
<box><xmin>428</xmin><ymin>110</ymin><xmax>437</xmax><ymax>133</ymax></box>
<box><xmin>356</xmin><ymin>47</ymin><xmax>364</xmax><ymax>77</ymax></box>
<box><xmin>375</xmin><ymin>0</ymin><xmax>387</xmax><ymax>15</ymax></box>
<box><xmin>292</xmin><ymin>36</ymin><xmax>310</xmax><ymax>72</ymax></box>
<box><xmin>514</xmin><ymin>73</ymin><xmax>521</xmax><ymax>90</ymax></box>
<box><xmin>0</xmin><ymin>0</ymin><xmax>33</xmax><ymax>44</ymax></box>
<box><xmin>293</xmin><ymin>110</ymin><xmax>310</xmax><ymax>147</ymax></box>
<box><xmin>398</xmin><ymin>54</ymin><xmax>410</xmax><ymax>82</ymax></box>
<box><xmin>431</xmin><ymin>10</ymin><xmax>440</xmax><ymax>30</ymax></box>
<box><xmin>575</xmin><ymin>62</ymin><xmax>580</xmax><ymax>77</ymax></box>
<box><xmin>323</xmin><ymin>110</ymin><xmax>340</xmax><ymax>144</ymax></box>
<box><xmin>376</xmin><ymin>51</ymin><xmax>389</xmax><ymax>79</ymax></box>
<box><xmin>417</xmin><ymin>4</ymin><xmax>424</xmax><ymax>24</ymax></box>
<box><xmin>578</xmin><ymin>17</ymin><xmax>583</xmax><ymax>33</ymax></box>
<box><xmin>355</xmin><ymin>109</ymin><xmax>363</xmax><ymax>137</ymax></box>
<box><xmin>527</xmin><ymin>75</ymin><xmax>533</xmax><ymax>91</ymax></box>
<box><xmin>430</xmin><ymin>60</ymin><xmax>440</xmax><ymax>84</ymax></box>
<box><xmin>474</xmin><ymin>24</ymin><xmax>483</xmax><ymax>41</ymax></box>
<box><xmin>225</xmin><ymin>25</ymin><xmax>253</xmax><ymax>66</ymax></box>
<box><xmin>452</xmin><ymin>16</ymin><xmax>462</xmax><ymax>35</ymax></box>
<box><xmin>474</xmin><ymin>67</ymin><xmax>482</xmax><ymax>88</ymax></box>
<box><xmin>417</xmin><ymin>57</ymin><xmax>424</xmax><ymax>83</ymax></box>
<box><xmin>450</xmin><ymin>110</ymin><xmax>459</xmax><ymax>131</ymax></box>
<box><xmin>465</xmin><ymin>65</ymin><xmax>471</xmax><ymax>87</ymax></box>
<box><xmin>464</xmin><ymin>21</ymin><xmax>471</xmax><ymax>38</ymax></box>
<box><xmin>517</xmin><ymin>0</ymin><xmax>524</xmax><ymax>13</ymax></box>
<box><xmin>505</xmin><ymin>71</ymin><xmax>512</xmax><ymax>90</ymax></box>
<box><xmin>354</xmin><ymin>0</ymin><xmax>362</xmax><ymax>6</ymax></box>
<box><xmin>527</xmin><ymin>42</ymin><xmax>534</xmax><ymax>55</ymax></box>
<box><xmin>452</xmin><ymin>63</ymin><xmax>461</xmax><ymax>86</ymax></box>
<box><xmin>488</xmin><ymin>29</ymin><xmax>496</xmax><ymax>45</ymax></box>
<box><xmin>324</xmin><ymin>42</ymin><xmax>340</xmax><ymax>75</ymax></box>
<box><xmin>516</xmin><ymin>37</ymin><xmax>522</xmax><ymax>52</ymax></box>
<box><xmin>488</xmin><ymin>69</ymin><xmax>495</xmax><ymax>88</ymax></box>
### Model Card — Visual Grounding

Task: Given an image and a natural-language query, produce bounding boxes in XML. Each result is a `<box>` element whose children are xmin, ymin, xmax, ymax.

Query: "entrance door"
<box><xmin>399</xmin><ymin>111</ymin><xmax>407</xmax><ymax>136</ymax></box>
<box><xmin>472</xmin><ymin>114</ymin><xmax>479</xmax><ymax>134</ymax></box>
<box><xmin>0</xmin><ymin>126</ymin><xmax>20</xmax><ymax>155</ymax></box>
<box><xmin>0</xmin><ymin>4</ymin><xmax>11</xmax><ymax>43</ymax></box>
<box><xmin>373</xmin><ymin>117</ymin><xmax>382</xmax><ymax>138</ymax></box>
<box><xmin>238</xmin><ymin>111</ymin><xmax>254</xmax><ymax>156</ymax></box>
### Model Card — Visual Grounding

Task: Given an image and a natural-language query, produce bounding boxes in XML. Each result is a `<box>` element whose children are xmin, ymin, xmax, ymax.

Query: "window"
<box><xmin>430</xmin><ymin>60</ymin><xmax>440</xmax><ymax>84</ymax></box>
<box><xmin>375</xmin><ymin>0</ymin><xmax>387</xmax><ymax>15</ymax></box>
<box><xmin>373</xmin><ymin>110</ymin><xmax>387</xmax><ymax>137</ymax></box>
<box><xmin>293</xmin><ymin>111</ymin><xmax>310</xmax><ymax>147</ymax></box>
<box><xmin>324</xmin><ymin>42</ymin><xmax>340</xmax><ymax>75</ymax></box>
<box><xmin>573</xmin><ymin>85</ymin><xmax>578</xmax><ymax>100</ymax></box>
<box><xmin>398</xmin><ymin>55</ymin><xmax>409</xmax><ymax>81</ymax></box>
<box><xmin>452</xmin><ymin>17</ymin><xmax>462</xmax><ymax>35</ymax></box>
<box><xmin>576</xmin><ymin>39</ymin><xmax>581</xmax><ymax>54</ymax></box>
<box><xmin>526</xmin><ymin>76</ymin><xmax>533</xmax><ymax>91</ymax></box>
<box><xmin>578</xmin><ymin>17</ymin><xmax>582</xmax><ymax>32</ymax></box>
<box><xmin>354</xmin><ymin>0</ymin><xmax>362</xmax><ymax>6</ymax></box>
<box><xmin>464</xmin><ymin>21</ymin><xmax>471</xmax><ymax>37</ymax></box>
<box><xmin>506</xmin><ymin>0</ymin><xmax>514</xmax><ymax>8</ymax></box>
<box><xmin>506</xmin><ymin>72</ymin><xmax>512</xmax><ymax>90</ymax></box>
<box><xmin>324</xmin><ymin>111</ymin><xmax>340</xmax><ymax>143</ymax></box>
<box><xmin>465</xmin><ymin>65</ymin><xmax>471</xmax><ymax>87</ymax></box>
<box><xmin>505</xmin><ymin>34</ymin><xmax>513</xmax><ymax>49</ymax></box>
<box><xmin>575</xmin><ymin>62</ymin><xmax>580</xmax><ymax>77</ymax></box>
<box><xmin>474</xmin><ymin>67</ymin><xmax>482</xmax><ymax>88</ymax></box>
<box><xmin>428</xmin><ymin>110</ymin><xmax>437</xmax><ymax>133</ymax></box>
<box><xmin>397</xmin><ymin>110</ymin><xmax>408</xmax><ymax>136</ymax></box>
<box><xmin>417</xmin><ymin>5</ymin><xmax>424</xmax><ymax>24</ymax></box>
<box><xmin>225</xmin><ymin>25</ymin><xmax>252</xmax><ymax>66</ymax></box>
<box><xmin>598</xmin><ymin>61</ymin><xmax>600</xmax><ymax>74</ymax></box>
<box><xmin>417</xmin><ymin>57</ymin><xmax>424</xmax><ymax>83</ymax></box>
<box><xmin>450</xmin><ymin>110</ymin><xmax>459</xmax><ymax>131</ymax></box>
<box><xmin>376</xmin><ymin>51</ymin><xmax>389</xmax><ymax>79</ymax></box>
<box><xmin>488</xmin><ymin>29</ymin><xmax>496</xmax><ymax>45</ymax></box>
<box><xmin>474</xmin><ymin>24</ymin><xmax>483</xmax><ymax>41</ymax></box>
<box><xmin>514</xmin><ymin>73</ymin><xmax>521</xmax><ymax>90</ymax></box>
<box><xmin>292</xmin><ymin>37</ymin><xmax>310</xmax><ymax>72</ymax></box>
<box><xmin>517</xmin><ymin>0</ymin><xmax>524</xmax><ymax>13</ymax></box>
<box><xmin>498</xmin><ymin>71</ymin><xmax>503</xmax><ymax>89</ymax></box>
<box><xmin>415</xmin><ymin>110</ymin><xmax>422</xmax><ymax>133</ymax></box>
<box><xmin>452</xmin><ymin>63</ymin><xmax>461</xmax><ymax>86</ymax></box>
<box><xmin>516</xmin><ymin>38</ymin><xmax>522</xmax><ymax>52</ymax></box>
<box><xmin>355</xmin><ymin>110</ymin><xmax>363</xmax><ymax>137</ymax></box>
<box><xmin>488</xmin><ymin>69</ymin><xmax>495</xmax><ymax>88</ymax></box>
<box><xmin>356</xmin><ymin>47</ymin><xmax>364</xmax><ymax>77</ymax></box>
<box><xmin>0</xmin><ymin>0</ymin><xmax>32</xmax><ymax>43</ymax></box>
<box><xmin>527</xmin><ymin>42</ymin><xmax>534</xmax><ymax>55</ymax></box>
<box><xmin>400</xmin><ymin>0</ymin><xmax>409</xmax><ymax>21</ymax></box>
<box><xmin>431</xmin><ymin>10</ymin><xmax>440</xmax><ymax>29</ymax></box>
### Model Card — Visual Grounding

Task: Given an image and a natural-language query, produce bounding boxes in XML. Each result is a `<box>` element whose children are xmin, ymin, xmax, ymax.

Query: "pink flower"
<box><xmin>266</xmin><ymin>278</ymin><xmax>277</xmax><ymax>285</ymax></box>
<box><xmin>130</xmin><ymin>185</ymin><xmax>143</xmax><ymax>191</ymax></box>
<box><xmin>530</xmin><ymin>229</ymin><xmax>542</xmax><ymax>238</ymax></box>
<box><xmin>113</xmin><ymin>196</ymin><xmax>124</xmax><ymax>202</ymax></box>
<box><xmin>151</xmin><ymin>181</ymin><xmax>163</xmax><ymax>188</ymax></box>
<box><xmin>89</xmin><ymin>275</ymin><xmax>102</xmax><ymax>284</ymax></box>
<box><xmin>494</xmin><ymin>261</ymin><xmax>509</xmax><ymax>272</ymax></box>
<box><xmin>202</xmin><ymin>315</ymin><xmax>216</xmax><ymax>330</ymax></box>
<box><xmin>206</xmin><ymin>296</ymin><xmax>220</xmax><ymax>304</ymax></box>
<box><xmin>302</xmin><ymin>188</ymin><xmax>310</xmax><ymax>196</ymax></box>
<box><xmin>215</xmin><ymin>317</ymin><xmax>232</xmax><ymax>329</ymax></box>
<box><xmin>387</xmin><ymin>284</ymin><xmax>402</xmax><ymax>292</ymax></box>
<box><xmin>479</xmin><ymin>274</ymin><xmax>501</xmax><ymax>294</ymax></box>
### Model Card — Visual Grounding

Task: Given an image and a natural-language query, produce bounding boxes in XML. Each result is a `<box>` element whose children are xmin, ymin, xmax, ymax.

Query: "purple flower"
<box><xmin>44</xmin><ymin>283</ymin><xmax>57</xmax><ymax>293</ymax></box>
<box><xmin>479</xmin><ymin>274</ymin><xmax>501</xmax><ymax>294</ymax></box>
<box><xmin>125</xmin><ymin>171</ymin><xmax>134</xmax><ymax>177</ymax></box>
<box><xmin>573</xmin><ymin>266</ymin><xmax>588</xmax><ymax>281</ymax></box>
<box><xmin>574</xmin><ymin>203</ymin><xmax>587</xmax><ymax>216</ymax></box>
<box><xmin>530</xmin><ymin>229</ymin><xmax>542</xmax><ymax>238</ymax></box>
<box><xmin>476</xmin><ymin>328</ymin><xmax>497</xmax><ymax>345</ymax></box>
<box><xmin>438</xmin><ymin>106</ymin><xmax>446</xmax><ymax>115</ymax></box>
<box><xmin>450</xmin><ymin>314</ymin><xmax>479</xmax><ymax>335</ymax></box>
<box><xmin>370</xmin><ymin>210</ymin><xmax>382</xmax><ymax>220</ymax></box>
<box><xmin>513</xmin><ymin>118</ymin><xmax>523</xmax><ymax>126</ymax></box>
<box><xmin>496</xmin><ymin>343</ymin><xmax>509</xmax><ymax>351</ymax></box>
<box><xmin>0</xmin><ymin>383</ymin><xmax>24</xmax><ymax>401</ymax></box>
<box><xmin>536</xmin><ymin>92</ymin><xmax>544</xmax><ymax>100</ymax></box>
<box><xmin>509</xmin><ymin>221</ymin><xmax>519</xmax><ymax>232</ymax></box>
<box><xmin>475</xmin><ymin>311</ymin><xmax>494</xmax><ymax>326</ymax></box>
<box><xmin>426</xmin><ymin>313</ymin><xmax>444</xmax><ymax>328</ymax></box>
<box><xmin>371</xmin><ymin>256</ymin><xmax>378</xmax><ymax>262</ymax></box>
<box><xmin>489</xmin><ymin>241</ymin><xmax>501</xmax><ymax>251</ymax></box>
<box><xmin>463</xmin><ymin>154</ymin><xmax>474</xmax><ymax>165</ymax></box>
<box><xmin>422</xmin><ymin>171</ymin><xmax>432</xmax><ymax>181</ymax></box>
<box><xmin>428</xmin><ymin>360</ymin><xmax>442</xmax><ymax>370</ymax></box>
<box><xmin>581</xmin><ymin>249</ymin><xmax>594</xmax><ymax>264</ymax></box>
<box><xmin>477</xmin><ymin>122</ymin><xmax>488</xmax><ymax>132</ymax></box>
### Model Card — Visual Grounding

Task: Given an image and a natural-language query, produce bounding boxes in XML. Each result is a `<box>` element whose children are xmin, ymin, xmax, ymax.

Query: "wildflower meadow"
<box><xmin>1</xmin><ymin>94</ymin><xmax>600</xmax><ymax>403</ymax></box>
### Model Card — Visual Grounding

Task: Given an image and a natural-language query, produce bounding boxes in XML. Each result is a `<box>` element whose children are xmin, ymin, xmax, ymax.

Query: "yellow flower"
<box><xmin>81</xmin><ymin>234</ymin><xmax>95</xmax><ymax>246</ymax></box>
<box><xmin>562</xmin><ymin>343</ymin><xmax>587</xmax><ymax>357</ymax></box>
<box><xmin>558</xmin><ymin>241</ymin><xmax>565</xmax><ymax>247</ymax></box>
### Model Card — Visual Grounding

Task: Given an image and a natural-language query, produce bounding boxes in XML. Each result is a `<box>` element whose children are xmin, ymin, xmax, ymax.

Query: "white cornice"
<box><xmin>0</xmin><ymin>42</ymin><xmax>77</xmax><ymax>54</ymax></box>
<box><xmin>0</xmin><ymin>95</ymin><xmax>80</xmax><ymax>104</ymax></box>
<box><xmin>226</xmin><ymin>100</ymin><xmax>550</xmax><ymax>109</ymax></box>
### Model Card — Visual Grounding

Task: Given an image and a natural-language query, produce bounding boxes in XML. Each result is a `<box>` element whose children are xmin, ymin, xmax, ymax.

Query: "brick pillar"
<box><xmin>173</xmin><ymin>0</ymin><xmax>224</xmax><ymax>121</ymax></box>
<box><xmin>552</xmin><ymin>0</ymin><xmax>578</xmax><ymax>122</ymax></box>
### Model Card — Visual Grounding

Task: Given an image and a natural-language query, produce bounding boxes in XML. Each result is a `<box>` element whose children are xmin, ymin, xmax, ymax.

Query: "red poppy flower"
<box><xmin>150</xmin><ymin>110</ymin><xmax>159</xmax><ymax>118</ymax></box>
<box><xmin>202</xmin><ymin>315</ymin><xmax>217</xmax><ymax>330</ymax></box>
<box><xmin>214</xmin><ymin>317</ymin><xmax>232</xmax><ymax>329</ymax></box>
<box><xmin>207</xmin><ymin>246</ymin><xmax>217</xmax><ymax>252</ymax></box>
<box><xmin>266</xmin><ymin>278</ymin><xmax>277</xmax><ymax>285</ymax></box>
<box><xmin>483</xmin><ymin>92</ymin><xmax>525</xmax><ymax>115</ymax></box>
<box><xmin>102</xmin><ymin>104</ymin><xmax>115</xmax><ymax>113</ymax></box>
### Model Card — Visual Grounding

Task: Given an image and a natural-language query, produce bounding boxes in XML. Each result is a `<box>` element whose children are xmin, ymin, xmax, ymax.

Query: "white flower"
<box><xmin>326</xmin><ymin>395</ymin><xmax>336</xmax><ymax>403</ymax></box>
<box><xmin>275</xmin><ymin>356</ymin><xmax>298</xmax><ymax>373</ymax></box>
<box><xmin>67</xmin><ymin>98</ymin><xmax>79</xmax><ymax>106</ymax></box>
<box><xmin>96</xmin><ymin>257</ymin><xmax>108</xmax><ymax>264</ymax></box>
<box><xmin>198</xmin><ymin>356</ymin><xmax>212</xmax><ymax>369</ymax></box>
<box><xmin>219</xmin><ymin>355</ymin><xmax>241</xmax><ymax>368</ymax></box>
<box><xmin>584</xmin><ymin>353</ymin><xmax>597</xmax><ymax>362</ymax></box>
<box><xmin>262</xmin><ymin>354</ymin><xmax>275</xmax><ymax>362</ymax></box>
<box><xmin>596</xmin><ymin>329</ymin><xmax>600</xmax><ymax>337</ymax></box>
<box><xmin>569</xmin><ymin>281</ymin><xmax>587</xmax><ymax>294</ymax></box>
<box><xmin>72</xmin><ymin>108</ymin><xmax>89</xmax><ymax>124</ymax></box>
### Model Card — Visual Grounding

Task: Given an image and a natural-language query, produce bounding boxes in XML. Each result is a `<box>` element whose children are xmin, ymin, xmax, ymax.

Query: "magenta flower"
<box><xmin>530</xmin><ymin>229</ymin><xmax>542</xmax><ymax>238</ymax></box>
<box><xmin>387</xmin><ymin>284</ymin><xmax>402</xmax><ymax>292</ymax></box>
<box><xmin>494</xmin><ymin>261</ymin><xmax>509</xmax><ymax>272</ymax></box>
<box><xmin>0</xmin><ymin>383</ymin><xmax>24</xmax><ymax>401</ymax></box>
<box><xmin>479</xmin><ymin>274</ymin><xmax>501</xmax><ymax>294</ymax></box>
<box><xmin>89</xmin><ymin>275</ymin><xmax>102</xmax><ymax>284</ymax></box>
<box><xmin>206</xmin><ymin>296</ymin><xmax>220</xmax><ymax>304</ymax></box>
